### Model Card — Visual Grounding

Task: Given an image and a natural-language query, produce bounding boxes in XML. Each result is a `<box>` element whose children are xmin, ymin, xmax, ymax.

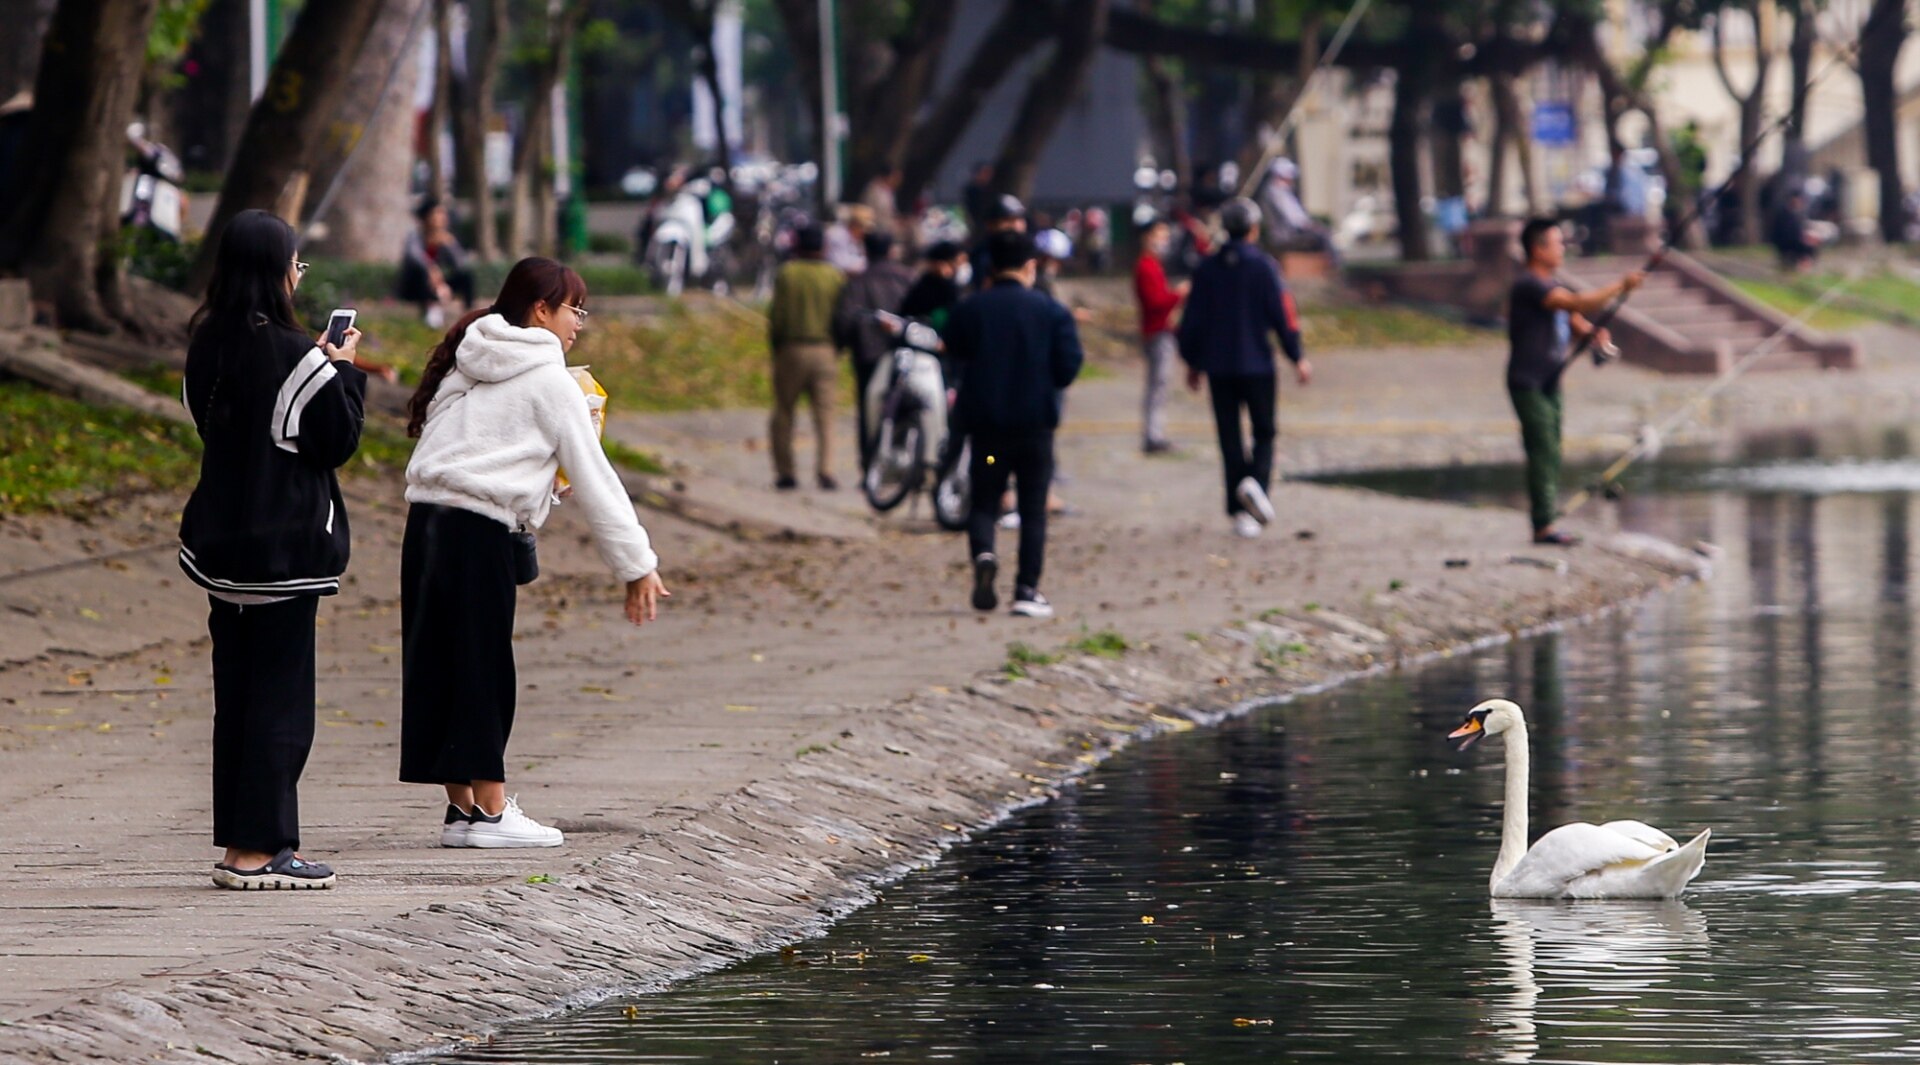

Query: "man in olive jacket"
<box><xmin>768</xmin><ymin>225</ymin><xmax>846</xmax><ymax>490</ymax></box>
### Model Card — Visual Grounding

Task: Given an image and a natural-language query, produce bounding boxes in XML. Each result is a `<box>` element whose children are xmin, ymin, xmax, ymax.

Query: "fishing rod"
<box><xmin>1236</xmin><ymin>0</ymin><xmax>1376</xmax><ymax>199</ymax></box>
<box><xmin>1567</xmin><ymin>37</ymin><xmax>1860</xmax><ymax>363</ymax></box>
<box><xmin>1555</xmin><ymin>265</ymin><xmax>1865</xmax><ymax>521</ymax></box>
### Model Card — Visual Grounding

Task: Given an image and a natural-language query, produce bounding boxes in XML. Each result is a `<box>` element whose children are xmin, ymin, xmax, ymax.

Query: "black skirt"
<box><xmin>399</xmin><ymin>502</ymin><xmax>518</xmax><ymax>784</ymax></box>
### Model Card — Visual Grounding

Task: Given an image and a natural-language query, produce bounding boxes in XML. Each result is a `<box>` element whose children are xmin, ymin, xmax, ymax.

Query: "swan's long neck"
<box><xmin>1491</xmin><ymin>719</ymin><xmax>1530</xmax><ymax>889</ymax></box>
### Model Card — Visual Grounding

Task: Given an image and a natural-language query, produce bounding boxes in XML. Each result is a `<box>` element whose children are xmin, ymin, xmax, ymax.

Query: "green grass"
<box><xmin>350</xmin><ymin>297</ymin><xmax>798</xmax><ymax>414</ymax></box>
<box><xmin>1004</xmin><ymin>641</ymin><xmax>1062</xmax><ymax>679</ymax></box>
<box><xmin>1297</xmin><ymin>301</ymin><xmax>1486</xmax><ymax>349</ymax></box>
<box><xmin>1728</xmin><ymin>277</ymin><xmax>1873</xmax><ymax>330</ymax></box>
<box><xmin>0</xmin><ymin>380</ymin><xmax>203</xmax><ymax>515</ymax></box>
<box><xmin>1067</xmin><ymin>628</ymin><xmax>1130</xmax><ymax>658</ymax></box>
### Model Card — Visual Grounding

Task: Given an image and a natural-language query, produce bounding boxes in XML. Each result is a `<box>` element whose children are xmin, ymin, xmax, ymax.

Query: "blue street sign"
<box><xmin>1532</xmin><ymin>102</ymin><xmax>1576</xmax><ymax>147</ymax></box>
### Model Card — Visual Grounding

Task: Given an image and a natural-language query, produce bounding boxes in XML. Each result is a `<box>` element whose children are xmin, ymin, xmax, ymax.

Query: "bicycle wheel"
<box><xmin>863</xmin><ymin>418</ymin><xmax>923</xmax><ymax>512</ymax></box>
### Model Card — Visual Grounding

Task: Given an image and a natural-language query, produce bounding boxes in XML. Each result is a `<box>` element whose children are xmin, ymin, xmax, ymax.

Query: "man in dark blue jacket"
<box><xmin>946</xmin><ymin>230</ymin><xmax>1085</xmax><ymax>618</ymax></box>
<box><xmin>1177</xmin><ymin>197</ymin><xmax>1313</xmax><ymax>539</ymax></box>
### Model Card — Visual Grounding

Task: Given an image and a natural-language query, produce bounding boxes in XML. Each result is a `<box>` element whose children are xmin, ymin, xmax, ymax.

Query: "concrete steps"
<box><xmin>1557</xmin><ymin>252</ymin><xmax>1857</xmax><ymax>374</ymax></box>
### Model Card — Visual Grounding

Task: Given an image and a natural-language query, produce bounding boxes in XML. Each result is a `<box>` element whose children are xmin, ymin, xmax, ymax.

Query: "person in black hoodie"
<box><xmin>178</xmin><ymin>209</ymin><xmax>367</xmax><ymax>890</ymax></box>
<box><xmin>945</xmin><ymin>230</ymin><xmax>1084</xmax><ymax>618</ymax></box>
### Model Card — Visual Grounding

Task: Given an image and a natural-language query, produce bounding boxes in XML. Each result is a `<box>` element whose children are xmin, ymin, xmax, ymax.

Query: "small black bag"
<box><xmin>510</xmin><ymin>527</ymin><xmax>538</xmax><ymax>585</ymax></box>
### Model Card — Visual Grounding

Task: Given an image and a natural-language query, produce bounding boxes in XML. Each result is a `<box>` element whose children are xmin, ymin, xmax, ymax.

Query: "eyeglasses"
<box><xmin>292</xmin><ymin>260</ymin><xmax>310</xmax><ymax>276</ymax></box>
<box><xmin>563</xmin><ymin>304</ymin><xmax>590</xmax><ymax>322</ymax></box>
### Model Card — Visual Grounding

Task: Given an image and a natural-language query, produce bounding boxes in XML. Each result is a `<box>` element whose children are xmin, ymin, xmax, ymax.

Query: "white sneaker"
<box><xmin>439</xmin><ymin>803</ymin><xmax>474</xmax><ymax>848</ymax></box>
<box><xmin>1233</xmin><ymin>512</ymin><xmax>1263</xmax><ymax>539</ymax></box>
<box><xmin>998</xmin><ymin>511</ymin><xmax>1022</xmax><ymax>530</ymax></box>
<box><xmin>464</xmin><ymin>796</ymin><xmax>564</xmax><ymax>848</ymax></box>
<box><xmin>1011</xmin><ymin>588</ymin><xmax>1054</xmax><ymax>619</ymax></box>
<box><xmin>1236</xmin><ymin>477</ymin><xmax>1275</xmax><ymax>525</ymax></box>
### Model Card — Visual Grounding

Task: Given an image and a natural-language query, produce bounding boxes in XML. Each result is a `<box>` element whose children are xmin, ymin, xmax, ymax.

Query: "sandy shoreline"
<box><xmin>6</xmin><ymin>314</ymin><xmax>1895</xmax><ymax>1062</ymax></box>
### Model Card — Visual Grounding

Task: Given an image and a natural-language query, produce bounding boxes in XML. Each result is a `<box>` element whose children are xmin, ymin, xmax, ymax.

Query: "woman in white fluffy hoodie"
<box><xmin>400</xmin><ymin>257</ymin><xmax>668</xmax><ymax>849</ymax></box>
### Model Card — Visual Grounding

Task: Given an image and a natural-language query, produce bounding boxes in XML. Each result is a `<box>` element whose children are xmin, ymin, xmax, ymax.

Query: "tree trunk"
<box><xmin>770</xmin><ymin>0</ymin><xmax>824</xmax><ymax>185</ymax></box>
<box><xmin>306</xmin><ymin>0</ymin><xmax>428</xmax><ymax>262</ymax></box>
<box><xmin>1236</xmin><ymin>0</ymin><xmax>1313</xmax><ymax>180</ymax></box>
<box><xmin>1782</xmin><ymin>0</ymin><xmax>1813</xmax><ymax>180</ymax></box>
<box><xmin>845</xmin><ymin>0</ymin><xmax>957</xmax><ymax>192</ymax></box>
<box><xmin>455</xmin><ymin>0</ymin><xmax>506</xmax><ymax>260</ymax></box>
<box><xmin>427</xmin><ymin>0</ymin><xmax>454</xmax><ymax>202</ymax></box>
<box><xmin>0</xmin><ymin>0</ymin><xmax>57</xmax><ymax>99</ymax></box>
<box><xmin>1430</xmin><ymin>76</ymin><xmax>1467</xmax><ymax>200</ymax></box>
<box><xmin>895</xmin><ymin>0</ymin><xmax>1050</xmax><ymax>206</ymax></box>
<box><xmin>186</xmin><ymin>0</ymin><xmax>386</xmax><ymax>293</ymax></box>
<box><xmin>1710</xmin><ymin>6</ymin><xmax>1772</xmax><ymax>246</ymax></box>
<box><xmin>990</xmin><ymin>0</ymin><xmax>1110</xmax><ymax>201</ymax></box>
<box><xmin>0</xmin><ymin>0</ymin><xmax>158</xmax><ymax>332</ymax></box>
<box><xmin>507</xmin><ymin>0</ymin><xmax>585</xmax><ymax>257</ymax></box>
<box><xmin>1142</xmin><ymin>55</ymin><xmax>1191</xmax><ymax>195</ymax></box>
<box><xmin>1860</xmin><ymin>0</ymin><xmax>1907</xmax><ymax>243</ymax></box>
<box><xmin>698</xmin><ymin>21</ymin><xmax>732</xmax><ymax>168</ymax></box>
<box><xmin>1389</xmin><ymin>65</ymin><xmax>1429</xmax><ymax>262</ymax></box>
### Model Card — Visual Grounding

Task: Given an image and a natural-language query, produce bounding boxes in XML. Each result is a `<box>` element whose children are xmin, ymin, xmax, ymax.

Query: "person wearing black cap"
<box><xmin>900</xmin><ymin>240</ymin><xmax>967</xmax><ymax>331</ymax></box>
<box><xmin>1176</xmin><ymin>197</ymin><xmax>1311</xmax><ymax>540</ymax></box>
<box><xmin>832</xmin><ymin>229</ymin><xmax>915</xmax><ymax>470</ymax></box>
<box><xmin>945</xmin><ymin>230</ymin><xmax>1084</xmax><ymax>619</ymax></box>
<box><xmin>969</xmin><ymin>194</ymin><xmax>1028</xmax><ymax>292</ymax></box>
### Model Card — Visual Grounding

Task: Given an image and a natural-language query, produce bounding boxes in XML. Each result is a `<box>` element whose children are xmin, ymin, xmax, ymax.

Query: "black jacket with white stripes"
<box><xmin>178</xmin><ymin>317</ymin><xmax>366</xmax><ymax>598</ymax></box>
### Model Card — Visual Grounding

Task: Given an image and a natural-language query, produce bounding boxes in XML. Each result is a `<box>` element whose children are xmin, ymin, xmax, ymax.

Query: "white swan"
<box><xmin>1450</xmin><ymin>699</ymin><xmax>1711</xmax><ymax>899</ymax></box>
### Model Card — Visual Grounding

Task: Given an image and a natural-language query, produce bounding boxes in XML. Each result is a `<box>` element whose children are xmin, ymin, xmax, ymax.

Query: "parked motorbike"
<box><xmin>120</xmin><ymin>122</ymin><xmax>186</xmax><ymax>242</ymax></box>
<box><xmin>642</xmin><ymin>175</ymin><xmax>736</xmax><ymax>296</ymax></box>
<box><xmin>864</xmin><ymin>311</ymin><xmax>967</xmax><ymax>529</ymax></box>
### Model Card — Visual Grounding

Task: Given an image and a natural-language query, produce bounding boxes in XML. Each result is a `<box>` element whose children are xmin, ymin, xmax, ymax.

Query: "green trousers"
<box><xmin>1509</xmin><ymin>386</ymin><xmax>1562</xmax><ymax>533</ymax></box>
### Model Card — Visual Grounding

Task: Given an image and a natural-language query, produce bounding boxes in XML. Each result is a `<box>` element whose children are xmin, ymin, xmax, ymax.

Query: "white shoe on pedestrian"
<box><xmin>998</xmin><ymin>511</ymin><xmax>1021</xmax><ymax>530</ymax></box>
<box><xmin>1236</xmin><ymin>477</ymin><xmax>1275</xmax><ymax>525</ymax></box>
<box><xmin>464</xmin><ymin>796</ymin><xmax>564</xmax><ymax>848</ymax></box>
<box><xmin>1011</xmin><ymin>587</ymin><xmax>1054</xmax><ymax>619</ymax></box>
<box><xmin>439</xmin><ymin>803</ymin><xmax>475</xmax><ymax>848</ymax></box>
<box><xmin>1233</xmin><ymin>512</ymin><xmax>1263</xmax><ymax>539</ymax></box>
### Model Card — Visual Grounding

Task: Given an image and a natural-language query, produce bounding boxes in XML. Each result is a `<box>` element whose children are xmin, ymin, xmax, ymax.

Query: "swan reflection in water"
<box><xmin>1486</xmin><ymin>899</ymin><xmax>1711</xmax><ymax>1063</ymax></box>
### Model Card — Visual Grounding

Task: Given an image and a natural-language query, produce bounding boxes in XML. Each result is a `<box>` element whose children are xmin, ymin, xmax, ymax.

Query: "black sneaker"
<box><xmin>972</xmin><ymin>553</ymin><xmax>999</xmax><ymax>611</ymax></box>
<box><xmin>775</xmin><ymin>475</ymin><xmax>799</xmax><ymax>491</ymax></box>
<box><xmin>818</xmin><ymin>473</ymin><xmax>840</xmax><ymax>491</ymax></box>
<box><xmin>1011</xmin><ymin>587</ymin><xmax>1054</xmax><ymax>619</ymax></box>
<box><xmin>212</xmin><ymin>847</ymin><xmax>336</xmax><ymax>890</ymax></box>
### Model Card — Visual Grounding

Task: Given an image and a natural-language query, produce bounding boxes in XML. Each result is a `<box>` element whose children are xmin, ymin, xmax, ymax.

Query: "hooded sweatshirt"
<box><xmin>405</xmin><ymin>314</ymin><xmax>658</xmax><ymax>583</ymax></box>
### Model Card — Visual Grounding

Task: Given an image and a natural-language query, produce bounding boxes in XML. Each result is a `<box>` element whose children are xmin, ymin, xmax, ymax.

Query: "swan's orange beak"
<box><xmin>1449</xmin><ymin>717</ymin><xmax>1484</xmax><ymax>750</ymax></box>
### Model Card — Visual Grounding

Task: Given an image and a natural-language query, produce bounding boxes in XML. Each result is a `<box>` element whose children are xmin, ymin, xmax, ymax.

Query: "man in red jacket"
<box><xmin>1133</xmin><ymin>218</ymin><xmax>1188</xmax><ymax>454</ymax></box>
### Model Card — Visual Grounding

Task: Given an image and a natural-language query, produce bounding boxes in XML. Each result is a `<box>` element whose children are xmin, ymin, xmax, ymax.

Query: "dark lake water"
<box><xmin>429</xmin><ymin>426</ymin><xmax>1920</xmax><ymax>1064</ymax></box>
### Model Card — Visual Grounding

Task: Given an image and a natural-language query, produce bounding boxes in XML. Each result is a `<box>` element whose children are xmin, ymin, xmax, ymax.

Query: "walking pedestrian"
<box><xmin>1133</xmin><ymin>218</ymin><xmax>1188</xmax><ymax>454</ymax></box>
<box><xmin>833</xmin><ymin>229</ymin><xmax>914</xmax><ymax>470</ymax></box>
<box><xmin>1508</xmin><ymin>218</ymin><xmax>1643</xmax><ymax>545</ymax></box>
<box><xmin>969</xmin><ymin>194</ymin><xmax>1028</xmax><ymax>292</ymax></box>
<box><xmin>768</xmin><ymin>224</ymin><xmax>847</xmax><ymax>490</ymax></box>
<box><xmin>179</xmin><ymin>209</ymin><xmax>367</xmax><ymax>890</ymax></box>
<box><xmin>401</xmin><ymin>257</ymin><xmax>669</xmax><ymax>848</ymax></box>
<box><xmin>1175</xmin><ymin>197</ymin><xmax>1311</xmax><ymax>540</ymax></box>
<box><xmin>947</xmin><ymin>230</ymin><xmax>1085</xmax><ymax>619</ymax></box>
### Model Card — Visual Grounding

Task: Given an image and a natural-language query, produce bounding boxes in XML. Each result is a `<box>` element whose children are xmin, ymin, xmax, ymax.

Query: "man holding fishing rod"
<box><xmin>1508</xmin><ymin>218</ymin><xmax>1643</xmax><ymax>546</ymax></box>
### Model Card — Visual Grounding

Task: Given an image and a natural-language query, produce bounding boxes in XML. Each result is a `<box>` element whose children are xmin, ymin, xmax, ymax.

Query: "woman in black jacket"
<box><xmin>178</xmin><ymin>209</ymin><xmax>366</xmax><ymax>890</ymax></box>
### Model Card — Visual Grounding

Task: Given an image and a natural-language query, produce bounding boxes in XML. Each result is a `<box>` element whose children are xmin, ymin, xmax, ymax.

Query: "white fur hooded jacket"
<box><xmin>405</xmin><ymin>313</ymin><xmax>659</xmax><ymax>583</ymax></box>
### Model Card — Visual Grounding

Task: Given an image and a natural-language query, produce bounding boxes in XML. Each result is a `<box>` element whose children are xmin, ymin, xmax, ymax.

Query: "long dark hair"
<box><xmin>188</xmin><ymin>209</ymin><xmax>304</xmax><ymax>432</ymax></box>
<box><xmin>406</xmin><ymin>256</ymin><xmax>588</xmax><ymax>437</ymax></box>
<box><xmin>189</xmin><ymin>209</ymin><xmax>302</xmax><ymax>339</ymax></box>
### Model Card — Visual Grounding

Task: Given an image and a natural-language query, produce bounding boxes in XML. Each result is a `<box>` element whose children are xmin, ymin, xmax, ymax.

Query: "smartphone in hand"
<box><xmin>324</xmin><ymin>308</ymin><xmax>357</xmax><ymax>350</ymax></box>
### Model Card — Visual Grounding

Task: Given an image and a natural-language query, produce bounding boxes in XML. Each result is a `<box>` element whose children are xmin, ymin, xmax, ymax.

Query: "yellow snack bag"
<box><xmin>557</xmin><ymin>365</ymin><xmax>608</xmax><ymax>490</ymax></box>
